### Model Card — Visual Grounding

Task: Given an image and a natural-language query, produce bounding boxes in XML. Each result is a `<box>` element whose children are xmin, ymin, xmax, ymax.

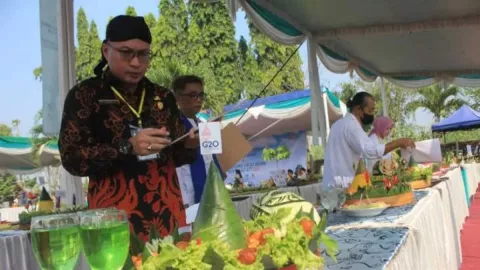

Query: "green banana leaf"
<box><xmin>408</xmin><ymin>155</ymin><xmax>417</xmax><ymax>167</ymax></box>
<box><xmin>39</xmin><ymin>187</ymin><xmax>51</xmax><ymax>201</ymax></box>
<box><xmin>192</xmin><ymin>163</ymin><xmax>246</xmax><ymax>250</ymax></box>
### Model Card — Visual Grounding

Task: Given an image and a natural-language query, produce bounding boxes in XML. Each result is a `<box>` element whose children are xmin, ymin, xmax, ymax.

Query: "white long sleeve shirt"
<box><xmin>322</xmin><ymin>113</ymin><xmax>385</xmax><ymax>189</ymax></box>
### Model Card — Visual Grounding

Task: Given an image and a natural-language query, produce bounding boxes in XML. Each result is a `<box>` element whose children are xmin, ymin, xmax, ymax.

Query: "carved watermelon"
<box><xmin>250</xmin><ymin>190</ymin><xmax>321</xmax><ymax>224</ymax></box>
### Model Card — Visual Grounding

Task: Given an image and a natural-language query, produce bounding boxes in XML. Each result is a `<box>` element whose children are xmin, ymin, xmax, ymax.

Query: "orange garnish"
<box><xmin>300</xmin><ymin>218</ymin><xmax>315</xmax><ymax>237</ymax></box>
<box><xmin>237</xmin><ymin>248</ymin><xmax>257</xmax><ymax>265</ymax></box>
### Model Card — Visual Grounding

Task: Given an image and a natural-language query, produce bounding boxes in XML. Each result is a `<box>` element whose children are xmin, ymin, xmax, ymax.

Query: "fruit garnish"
<box><xmin>175</xmin><ymin>241</ymin><xmax>189</xmax><ymax>250</ymax></box>
<box><xmin>300</xmin><ymin>218</ymin><xmax>315</xmax><ymax>237</ymax></box>
<box><xmin>237</xmin><ymin>248</ymin><xmax>257</xmax><ymax>265</ymax></box>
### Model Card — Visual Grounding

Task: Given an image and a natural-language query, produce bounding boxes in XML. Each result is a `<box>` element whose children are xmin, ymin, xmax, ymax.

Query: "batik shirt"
<box><xmin>58</xmin><ymin>73</ymin><xmax>195</xmax><ymax>241</ymax></box>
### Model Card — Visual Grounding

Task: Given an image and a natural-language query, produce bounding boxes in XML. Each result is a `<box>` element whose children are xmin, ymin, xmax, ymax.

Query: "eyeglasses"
<box><xmin>181</xmin><ymin>92</ymin><xmax>207</xmax><ymax>100</ymax></box>
<box><xmin>106</xmin><ymin>43</ymin><xmax>151</xmax><ymax>63</ymax></box>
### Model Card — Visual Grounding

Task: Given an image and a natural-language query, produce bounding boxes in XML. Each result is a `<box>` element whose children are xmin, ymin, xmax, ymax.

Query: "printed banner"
<box><xmin>225</xmin><ymin>131</ymin><xmax>307</xmax><ymax>187</ymax></box>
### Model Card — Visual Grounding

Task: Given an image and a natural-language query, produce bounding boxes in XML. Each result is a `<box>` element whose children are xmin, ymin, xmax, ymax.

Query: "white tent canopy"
<box><xmin>228</xmin><ymin>0</ymin><xmax>480</xmax><ymax>88</ymax></box>
<box><xmin>219</xmin><ymin>89</ymin><xmax>347</xmax><ymax>137</ymax></box>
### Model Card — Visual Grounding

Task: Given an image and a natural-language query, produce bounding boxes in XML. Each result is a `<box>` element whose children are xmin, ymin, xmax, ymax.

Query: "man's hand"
<box><xmin>185</xmin><ymin>128</ymin><xmax>199</xmax><ymax>149</ymax></box>
<box><xmin>129</xmin><ymin>127</ymin><xmax>171</xmax><ymax>155</ymax></box>
<box><xmin>397</xmin><ymin>138</ymin><xmax>416</xmax><ymax>149</ymax></box>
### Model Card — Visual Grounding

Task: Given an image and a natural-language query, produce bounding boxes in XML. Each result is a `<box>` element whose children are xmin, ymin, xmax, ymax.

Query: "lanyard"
<box><xmin>111</xmin><ymin>86</ymin><xmax>146</xmax><ymax>127</ymax></box>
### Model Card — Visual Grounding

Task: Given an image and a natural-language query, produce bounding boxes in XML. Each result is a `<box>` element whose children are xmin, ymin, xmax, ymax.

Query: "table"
<box><xmin>0</xmin><ymin>207</ymin><xmax>27</xmax><ymax>222</ymax></box>
<box><xmin>324</xmin><ymin>167</ymin><xmax>470</xmax><ymax>270</ymax></box>
<box><xmin>1</xmin><ymin>167</ymin><xmax>474</xmax><ymax>270</ymax></box>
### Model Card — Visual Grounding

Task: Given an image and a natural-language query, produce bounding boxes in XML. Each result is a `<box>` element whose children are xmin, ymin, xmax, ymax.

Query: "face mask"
<box><xmin>361</xmin><ymin>113</ymin><xmax>374</xmax><ymax>126</ymax></box>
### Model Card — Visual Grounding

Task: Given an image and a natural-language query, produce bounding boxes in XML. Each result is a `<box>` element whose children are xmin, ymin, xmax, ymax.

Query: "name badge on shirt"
<box><xmin>129</xmin><ymin>125</ymin><xmax>160</xmax><ymax>161</ymax></box>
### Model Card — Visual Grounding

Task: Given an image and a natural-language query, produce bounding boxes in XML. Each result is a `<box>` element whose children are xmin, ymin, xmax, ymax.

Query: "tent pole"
<box><xmin>307</xmin><ymin>37</ymin><xmax>320</xmax><ymax>146</ymax></box>
<box><xmin>307</xmin><ymin>37</ymin><xmax>327</xmax><ymax>147</ymax></box>
<box><xmin>380</xmin><ymin>77</ymin><xmax>388</xmax><ymax>117</ymax></box>
<box><xmin>323</xmin><ymin>92</ymin><xmax>331</xmax><ymax>137</ymax></box>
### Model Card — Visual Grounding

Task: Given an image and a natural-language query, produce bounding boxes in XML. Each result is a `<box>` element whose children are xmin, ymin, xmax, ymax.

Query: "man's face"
<box><xmin>103</xmin><ymin>39</ymin><xmax>150</xmax><ymax>84</ymax></box>
<box><xmin>361</xmin><ymin>97</ymin><xmax>376</xmax><ymax>117</ymax></box>
<box><xmin>177</xmin><ymin>82</ymin><xmax>205</xmax><ymax>116</ymax></box>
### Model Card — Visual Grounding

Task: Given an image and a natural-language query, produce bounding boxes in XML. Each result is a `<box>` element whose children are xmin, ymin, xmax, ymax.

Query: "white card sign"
<box><xmin>199</xmin><ymin>122</ymin><xmax>222</xmax><ymax>155</ymax></box>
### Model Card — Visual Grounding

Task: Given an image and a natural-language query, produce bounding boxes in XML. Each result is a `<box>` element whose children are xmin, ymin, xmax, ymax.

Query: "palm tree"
<box><xmin>147</xmin><ymin>59</ymin><xmax>193</xmax><ymax>89</ymax></box>
<box><xmin>464</xmin><ymin>88</ymin><xmax>480</xmax><ymax>111</ymax></box>
<box><xmin>405</xmin><ymin>84</ymin><xmax>465</xmax><ymax>122</ymax></box>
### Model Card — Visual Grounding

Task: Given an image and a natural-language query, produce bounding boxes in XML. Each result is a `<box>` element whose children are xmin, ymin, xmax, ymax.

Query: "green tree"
<box><xmin>148</xmin><ymin>58</ymin><xmax>193</xmax><ymax>89</ymax></box>
<box><xmin>187</xmin><ymin>1</ymin><xmax>242</xmax><ymax>112</ymax></box>
<box><xmin>23</xmin><ymin>178</ymin><xmax>37</xmax><ymax>190</ymax></box>
<box><xmin>155</xmin><ymin>0</ymin><xmax>189</xmax><ymax>62</ymax></box>
<box><xmin>237</xmin><ymin>36</ymin><xmax>262</xmax><ymax>99</ymax></box>
<box><xmin>125</xmin><ymin>6</ymin><xmax>137</xmax><ymax>16</ymax></box>
<box><xmin>0</xmin><ymin>124</ymin><xmax>12</xmax><ymax>136</ymax></box>
<box><xmin>406</xmin><ymin>84</ymin><xmax>465</xmax><ymax>122</ymax></box>
<box><xmin>0</xmin><ymin>174</ymin><xmax>22</xmax><ymax>204</ymax></box>
<box><xmin>144</xmin><ymin>13</ymin><xmax>157</xmax><ymax>32</ymax></box>
<box><xmin>337</xmin><ymin>82</ymin><xmax>359</xmax><ymax>103</ymax></box>
<box><xmin>75</xmin><ymin>8</ymin><xmax>91</xmax><ymax>81</ymax></box>
<box><xmin>248</xmin><ymin>18</ymin><xmax>304</xmax><ymax>96</ymax></box>
<box><xmin>74</xmin><ymin>9</ymin><xmax>102</xmax><ymax>81</ymax></box>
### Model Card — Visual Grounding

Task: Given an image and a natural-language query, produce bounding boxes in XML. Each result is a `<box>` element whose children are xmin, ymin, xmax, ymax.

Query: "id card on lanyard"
<box><xmin>111</xmin><ymin>86</ymin><xmax>159</xmax><ymax>161</ymax></box>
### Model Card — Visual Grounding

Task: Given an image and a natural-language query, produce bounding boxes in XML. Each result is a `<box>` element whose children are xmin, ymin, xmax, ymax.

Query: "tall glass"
<box><xmin>30</xmin><ymin>213</ymin><xmax>81</xmax><ymax>270</ymax></box>
<box><xmin>79</xmin><ymin>208</ymin><xmax>130</xmax><ymax>270</ymax></box>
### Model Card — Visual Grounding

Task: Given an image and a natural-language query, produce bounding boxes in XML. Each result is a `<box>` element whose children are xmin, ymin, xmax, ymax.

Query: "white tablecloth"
<box><xmin>0</xmin><ymin>207</ymin><xmax>27</xmax><ymax>222</ymax></box>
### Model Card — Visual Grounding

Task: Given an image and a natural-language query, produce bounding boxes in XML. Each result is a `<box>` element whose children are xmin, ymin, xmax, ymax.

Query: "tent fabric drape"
<box><xmin>226</xmin><ymin>0</ymin><xmax>480</xmax><ymax>88</ymax></box>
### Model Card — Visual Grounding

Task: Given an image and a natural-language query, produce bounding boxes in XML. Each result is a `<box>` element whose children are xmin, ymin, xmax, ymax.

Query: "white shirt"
<box><xmin>366</xmin><ymin>133</ymin><xmax>392</xmax><ymax>173</ymax></box>
<box><xmin>176</xmin><ymin>118</ymin><xmax>213</xmax><ymax>206</ymax></box>
<box><xmin>322</xmin><ymin>113</ymin><xmax>385</xmax><ymax>189</ymax></box>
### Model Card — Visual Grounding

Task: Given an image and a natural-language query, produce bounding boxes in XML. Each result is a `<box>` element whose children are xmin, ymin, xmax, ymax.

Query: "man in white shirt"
<box><xmin>173</xmin><ymin>75</ymin><xmax>222</xmax><ymax>207</ymax></box>
<box><xmin>322</xmin><ymin>92</ymin><xmax>415</xmax><ymax>189</ymax></box>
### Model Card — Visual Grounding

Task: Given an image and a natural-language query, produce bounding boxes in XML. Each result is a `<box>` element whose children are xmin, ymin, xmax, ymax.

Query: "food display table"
<box><xmin>1</xmin><ymin>167</ymin><xmax>476</xmax><ymax>270</ymax></box>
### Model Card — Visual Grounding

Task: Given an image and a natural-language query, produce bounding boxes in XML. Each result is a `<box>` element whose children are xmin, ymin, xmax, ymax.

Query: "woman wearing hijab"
<box><xmin>366</xmin><ymin>116</ymin><xmax>394</xmax><ymax>173</ymax></box>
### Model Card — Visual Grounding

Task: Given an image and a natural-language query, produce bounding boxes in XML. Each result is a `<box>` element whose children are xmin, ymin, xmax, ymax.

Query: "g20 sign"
<box><xmin>202</xmin><ymin>140</ymin><xmax>220</xmax><ymax>148</ymax></box>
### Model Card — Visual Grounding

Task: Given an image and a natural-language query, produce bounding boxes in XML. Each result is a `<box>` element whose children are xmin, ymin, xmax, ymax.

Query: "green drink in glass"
<box><xmin>79</xmin><ymin>208</ymin><xmax>130</xmax><ymax>270</ymax></box>
<box><xmin>30</xmin><ymin>213</ymin><xmax>81</xmax><ymax>270</ymax></box>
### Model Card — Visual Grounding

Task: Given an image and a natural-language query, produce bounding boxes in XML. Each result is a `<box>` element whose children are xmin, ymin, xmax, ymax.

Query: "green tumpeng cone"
<box><xmin>192</xmin><ymin>163</ymin><xmax>246</xmax><ymax>250</ymax></box>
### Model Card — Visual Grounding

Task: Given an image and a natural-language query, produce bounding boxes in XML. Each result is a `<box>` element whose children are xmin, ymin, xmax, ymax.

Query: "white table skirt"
<box><xmin>0</xmin><ymin>207</ymin><xmax>27</xmax><ymax>223</ymax></box>
<box><xmin>0</xmin><ymin>231</ymin><xmax>90</xmax><ymax>270</ymax></box>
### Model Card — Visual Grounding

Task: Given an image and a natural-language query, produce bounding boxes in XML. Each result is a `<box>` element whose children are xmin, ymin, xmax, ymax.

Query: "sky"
<box><xmin>0</xmin><ymin>1</ymin><xmax>433</xmax><ymax>137</ymax></box>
